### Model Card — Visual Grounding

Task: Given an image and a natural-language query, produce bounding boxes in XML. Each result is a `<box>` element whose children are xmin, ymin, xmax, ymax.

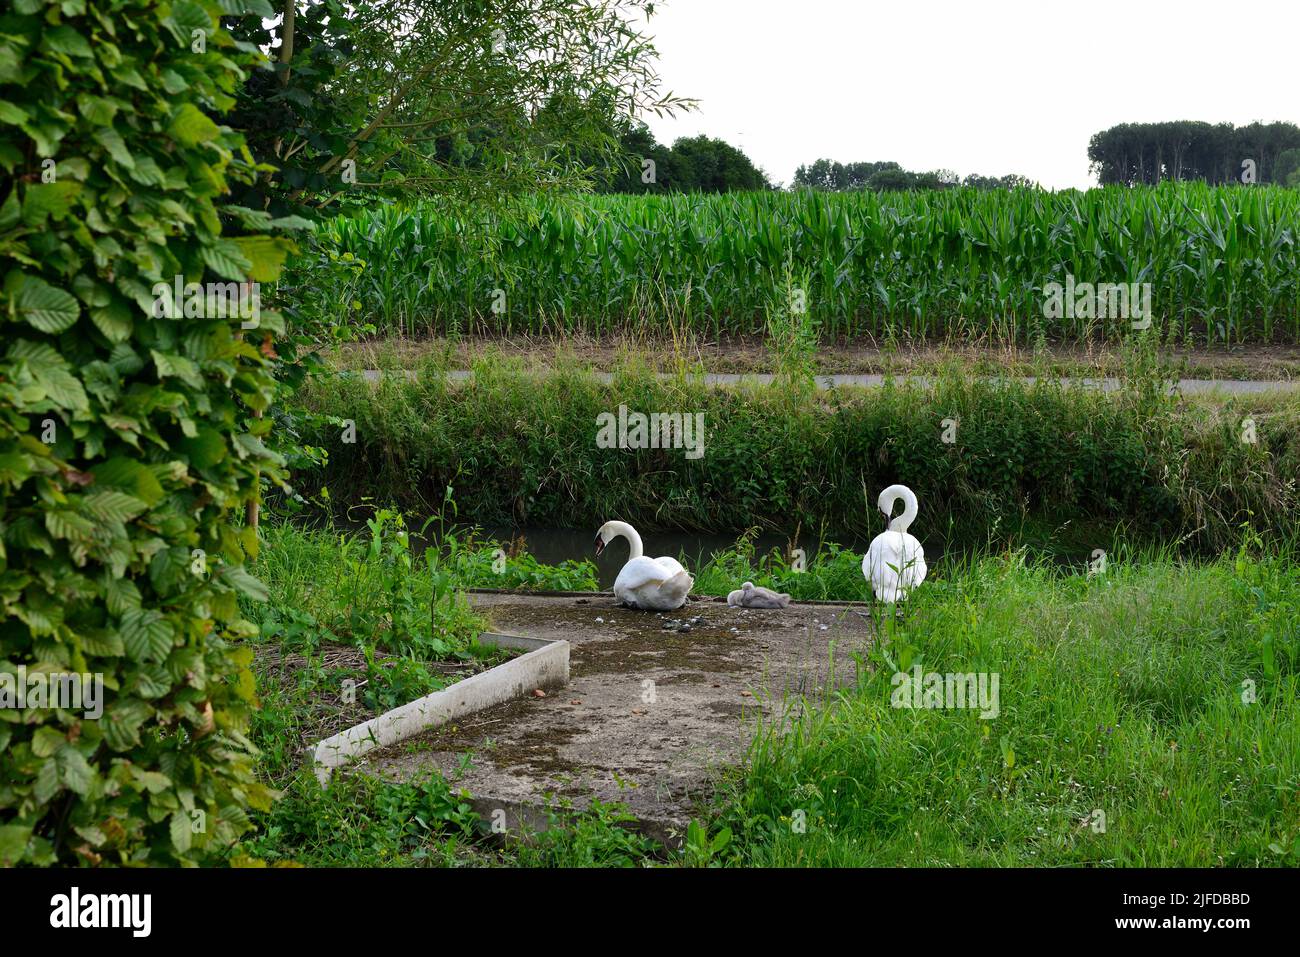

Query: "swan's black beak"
<box><xmin>594</xmin><ymin>534</ymin><xmax>605</xmax><ymax>558</ymax></box>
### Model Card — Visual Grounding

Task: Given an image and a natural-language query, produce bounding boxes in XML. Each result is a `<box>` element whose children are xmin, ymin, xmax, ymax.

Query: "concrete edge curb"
<box><xmin>309</xmin><ymin>631</ymin><xmax>570</xmax><ymax>784</ymax></box>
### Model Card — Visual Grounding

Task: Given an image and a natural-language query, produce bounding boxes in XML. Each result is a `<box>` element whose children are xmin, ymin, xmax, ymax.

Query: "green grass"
<box><xmin>237</xmin><ymin>514</ymin><xmax>496</xmax><ymax>866</ymax></box>
<box><xmin>239</xmin><ymin>520</ymin><xmax>1300</xmax><ymax>867</ymax></box>
<box><xmin>712</xmin><ymin>547</ymin><xmax>1300</xmax><ymax>866</ymax></box>
<box><xmin>306</xmin><ymin>183</ymin><xmax>1300</xmax><ymax>344</ymax></box>
<box><xmin>447</xmin><ymin>532</ymin><xmax>600</xmax><ymax>592</ymax></box>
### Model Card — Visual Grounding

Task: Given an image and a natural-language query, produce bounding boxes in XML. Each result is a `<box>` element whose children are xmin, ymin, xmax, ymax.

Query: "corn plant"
<box><xmin>308</xmin><ymin>183</ymin><xmax>1300</xmax><ymax>344</ymax></box>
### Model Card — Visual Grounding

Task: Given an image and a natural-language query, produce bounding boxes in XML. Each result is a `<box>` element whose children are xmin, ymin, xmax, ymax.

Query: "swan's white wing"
<box><xmin>865</xmin><ymin>534</ymin><xmax>899</xmax><ymax>601</ymax></box>
<box><xmin>614</xmin><ymin>556</ymin><xmax>677</xmax><ymax>592</ymax></box>
<box><xmin>615</xmin><ymin>559</ymin><xmax>693</xmax><ymax>611</ymax></box>
<box><xmin>651</xmin><ymin>570</ymin><xmax>694</xmax><ymax>609</ymax></box>
<box><xmin>653</xmin><ymin>556</ymin><xmax>687</xmax><ymax>577</ymax></box>
<box><xmin>865</xmin><ymin>531</ymin><xmax>926</xmax><ymax>602</ymax></box>
<box><xmin>900</xmin><ymin>534</ymin><xmax>927</xmax><ymax>588</ymax></box>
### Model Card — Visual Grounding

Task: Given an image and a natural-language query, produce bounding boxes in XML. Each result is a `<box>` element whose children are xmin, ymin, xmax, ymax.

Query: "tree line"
<box><xmin>594</xmin><ymin>136</ymin><xmax>1038</xmax><ymax>194</ymax></box>
<box><xmin>592</xmin><ymin>125</ymin><xmax>772</xmax><ymax>193</ymax></box>
<box><xmin>791</xmin><ymin>159</ymin><xmax>1034</xmax><ymax>192</ymax></box>
<box><xmin>605</xmin><ymin>121</ymin><xmax>1300</xmax><ymax>195</ymax></box>
<box><xmin>1088</xmin><ymin>121</ymin><xmax>1300</xmax><ymax>186</ymax></box>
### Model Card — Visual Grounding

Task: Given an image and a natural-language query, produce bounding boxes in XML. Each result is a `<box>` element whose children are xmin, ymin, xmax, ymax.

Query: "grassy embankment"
<box><xmin>289</xmin><ymin>353</ymin><xmax>1300</xmax><ymax>558</ymax></box>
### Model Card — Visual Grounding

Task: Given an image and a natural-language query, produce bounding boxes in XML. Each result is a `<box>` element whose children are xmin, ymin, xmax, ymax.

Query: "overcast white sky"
<box><xmin>639</xmin><ymin>0</ymin><xmax>1300</xmax><ymax>190</ymax></box>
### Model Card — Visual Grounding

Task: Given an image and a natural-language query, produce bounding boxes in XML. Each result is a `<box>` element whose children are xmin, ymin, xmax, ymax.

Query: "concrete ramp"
<box><xmin>356</xmin><ymin>593</ymin><xmax>875</xmax><ymax>843</ymax></box>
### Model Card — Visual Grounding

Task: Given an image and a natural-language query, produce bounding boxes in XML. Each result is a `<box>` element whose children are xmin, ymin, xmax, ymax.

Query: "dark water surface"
<box><xmin>333</xmin><ymin>515</ymin><xmax>1110</xmax><ymax>589</ymax></box>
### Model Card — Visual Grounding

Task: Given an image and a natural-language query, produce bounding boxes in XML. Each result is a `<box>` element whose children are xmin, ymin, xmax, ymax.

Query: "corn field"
<box><xmin>312</xmin><ymin>182</ymin><xmax>1300</xmax><ymax>343</ymax></box>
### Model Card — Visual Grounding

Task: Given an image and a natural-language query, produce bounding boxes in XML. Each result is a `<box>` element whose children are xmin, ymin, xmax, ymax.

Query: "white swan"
<box><xmin>727</xmin><ymin>581</ymin><xmax>791</xmax><ymax>609</ymax></box>
<box><xmin>595</xmin><ymin>521</ymin><xmax>694</xmax><ymax>611</ymax></box>
<box><xmin>863</xmin><ymin>484</ymin><xmax>928</xmax><ymax>603</ymax></box>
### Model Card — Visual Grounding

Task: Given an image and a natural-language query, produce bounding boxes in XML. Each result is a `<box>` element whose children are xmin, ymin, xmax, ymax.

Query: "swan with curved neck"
<box><xmin>596</xmin><ymin>521</ymin><xmax>693</xmax><ymax>611</ymax></box>
<box><xmin>882</xmin><ymin>484</ymin><xmax>919</xmax><ymax>533</ymax></box>
<box><xmin>863</xmin><ymin>484</ymin><xmax>928</xmax><ymax>603</ymax></box>
<box><xmin>595</xmin><ymin>521</ymin><xmax>643</xmax><ymax>560</ymax></box>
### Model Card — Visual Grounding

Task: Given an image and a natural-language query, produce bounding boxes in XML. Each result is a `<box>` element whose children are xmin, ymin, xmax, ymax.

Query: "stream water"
<box><xmin>336</xmin><ymin>517</ymin><xmax>1109</xmax><ymax>589</ymax></box>
<box><xmin>466</xmin><ymin>524</ymin><xmax>1100</xmax><ymax>587</ymax></box>
<box><xmin>478</xmin><ymin>526</ymin><xmax>846</xmax><ymax>589</ymax></box>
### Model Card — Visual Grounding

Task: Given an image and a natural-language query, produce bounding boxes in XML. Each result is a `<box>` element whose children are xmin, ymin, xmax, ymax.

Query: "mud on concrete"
<box><xmin>357</xmin><ymin>593</ymin><xmax>876</xmax><ymax>842</ymax></box>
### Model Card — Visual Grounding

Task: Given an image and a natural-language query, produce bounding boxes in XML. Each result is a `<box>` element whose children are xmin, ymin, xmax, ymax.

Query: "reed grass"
<box><xmin>287</xmin><ymin>357</ymin><xmax>1300</xmax><ymax>555</ymax></box>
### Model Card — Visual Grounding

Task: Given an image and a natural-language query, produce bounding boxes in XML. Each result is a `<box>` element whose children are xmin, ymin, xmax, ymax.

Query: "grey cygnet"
<box><xmin>726</xmin><ymin>581</ymin><xmax>791</xmax><ymax>609</ymax></box>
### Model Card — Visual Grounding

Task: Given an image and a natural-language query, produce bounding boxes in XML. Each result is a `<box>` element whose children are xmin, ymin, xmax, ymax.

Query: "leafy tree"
<box><xmin>667</xmin><ymin>135</ymin><xmax>771</xmax><ymax>192</ymax></box>
<box><xmin>847</xmin><ymin>161</ymin><xmax>903</xmax><ymax>188</ymax></box>
<box><xmin>911</xmin><ymin>170</ymin><xmax>950</xmax><ymax>190</ymax></box>
<box><xmin>592</xmin><ymin>125</ymin><xmax>769</xmax><ymax>193</ymax></box>
<box><xmin>1276</xmin><ymin>148</ymin><xmax>1300</xmax><ymax>187</ymax></box>
<box><xmin>226</xmin><ymin>0</ymin><xmax>367</xmax><ymax>218</ymax></box>
<box><xmin>1088</xmin><ymin>120</ymin><xmax>1300</xmax><ymax>185</ymax></box>
<box><xmin>793</xmin><ymin>158</ymin><xmax>1031</xmax><ymax>192</ymax></box>
<box><xmin>229</xmin><ymin>0</ymin><xmax>690</xmax><ymax>217</ymax></box>
<box><xmin>793</xmin><ymin>159</ymin><xmax>902</xmax><ymax>191</ymax></box>
<box><xmin>791</xmin><ymin>158</ymin><xmax>841</xmax><ymax>190</ymax></box>
<box><xmin>0</xmin><ymin>0</ymin><xmax>292</xmax><ymax>865</ymax></box>
<box><xmin>867</xmin><ymin>167</ymin><xmax>915</xmax><ymax>191</ymax></box>
<box><xmin>597</xmin><ymin>123</ymin><xmax>670</xmax><ymax>191</ymax></box>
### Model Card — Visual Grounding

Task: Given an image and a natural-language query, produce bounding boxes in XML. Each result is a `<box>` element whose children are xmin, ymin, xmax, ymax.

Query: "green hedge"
<box><xmin>293</xmin><ymin>365</ymin><xmax>1300</xmax><ymax>554</ymax></box>
<box><xmin>0</xmin><ymin>0</ymin><xmax>293</xmax><ymax>865</ymax></box>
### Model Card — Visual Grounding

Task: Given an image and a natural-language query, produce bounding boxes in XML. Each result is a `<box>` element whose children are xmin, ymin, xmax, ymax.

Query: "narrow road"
<box><xmin>354</xmin><ymin>369</ymin><xmax>1299</xmax><ymax>395</ymax></box>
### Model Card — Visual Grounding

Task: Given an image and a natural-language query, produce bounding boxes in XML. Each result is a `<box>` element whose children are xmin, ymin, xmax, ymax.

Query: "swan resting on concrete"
<box><xmin>727</xmin><ymin>581</ymin><xmax>791</xmax><ymax>609</ymax></box>
<box><xmin>596</xmin><ymin>520</ymin><xmax>693</xmax><ymax>611</ymax></box>
<box><xmin>863</xmin><ymin>484</ymin><xmax>928</xmax><ymax>603</ymax></box>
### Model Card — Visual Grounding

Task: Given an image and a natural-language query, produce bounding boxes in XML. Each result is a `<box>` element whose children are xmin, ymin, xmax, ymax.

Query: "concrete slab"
<box><xmin>357</xmin><ymin>593</ymin><xmax>877</xmax><ymax>843</ymax></box>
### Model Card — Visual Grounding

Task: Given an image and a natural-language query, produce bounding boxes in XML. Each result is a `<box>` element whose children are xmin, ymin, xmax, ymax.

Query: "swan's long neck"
<box><xmin>887</xmin><ymin>487</ymin><xmax>919</xmax><ymax>533</ymax></box>
<box><xmin>608</xmin><ymin>521</ymin><xmax>644</xmax><ymax>559</ymax></box>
